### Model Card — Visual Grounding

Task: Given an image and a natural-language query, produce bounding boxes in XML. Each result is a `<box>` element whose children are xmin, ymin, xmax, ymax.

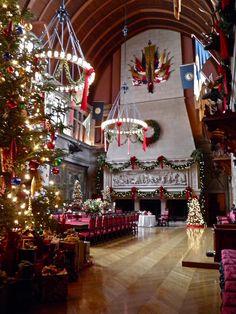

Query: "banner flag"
<box><xmin>194</xmin><ymin>39</ymin><xmax>210</xmax><ymax>100</ymax></box>
<box><xmin>179</xmin><ymin>63</ymin><xmax>195</xmax><ymax>89</ymax></box>
<box><xmin>92</xmin><ymin>101</ymin><xmax>104</xmax><ymax>121</ymax></box>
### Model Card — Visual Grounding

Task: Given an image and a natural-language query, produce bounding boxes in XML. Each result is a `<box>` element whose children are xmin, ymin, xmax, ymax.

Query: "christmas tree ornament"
<box><xmin>51</xmin><ymin>167</ymin><xmax>60</xmax><ymax>175</ymax></box>
<box><xmin>31</xmin><ymin>177</ymin><xmax>36</xmax><ymax>196</ymax></box>
<box><xmin>47</xmin><ymin>142</ymin><xmax>55</xmax><ymax>150</ymax></box>
<box><xmin>3</xmin><ymin>51</ymin><xmax>13</xmax><ymax>61</ymax></box>
<box><xmin>7</xmin><ymin>66</ymin><xmax>15</xmax><ymax>74</ymax></box>
<box><xmin>29</xmin><ymin>160</ymin><xmax>40</xmax><ymax>171</ymax></box>
<box><xmin>19</xmin><ymin>102</ymin><xmax>25</xmax><ymax>110</ymax></box>
<box><xmin>11</xmin><ymin>177</ymin><xmax>21</xmax><ymax>186</ymax></box>
<box><xmin>6</xmin><ymin>99</ymin><xmax>17</xmax><ymax>109</ymax></box>
<box><xmin>0</xmin><ymin>73</ymin><xmax>5</xmax><ymax>83</ymax></box>
<box><xmin>54</xmin><ymin>158</ymin><xmax>62</xmax><ymax>166</ymax></box>
<box><xmin>24</xmin><ymin>23</ymin><xmax>32</xmax><ymax>31</ymax></box>
<box><xmin>15</xmin><ymin>25</ymin><xmax>23</xmax><ymax>35</ymax></box>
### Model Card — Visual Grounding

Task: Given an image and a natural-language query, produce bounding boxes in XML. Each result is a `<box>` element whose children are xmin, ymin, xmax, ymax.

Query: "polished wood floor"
<box><xmin>33</xmin><ymin>224</ymin><xmax>221</xmax><ymax>314</ymax></box>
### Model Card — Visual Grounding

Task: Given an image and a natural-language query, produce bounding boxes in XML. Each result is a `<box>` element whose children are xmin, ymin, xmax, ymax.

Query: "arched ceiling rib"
<box><xmin>19</xmin><ymin>0</ymin><xmax>215</xmax><ymax>73</ymax></box>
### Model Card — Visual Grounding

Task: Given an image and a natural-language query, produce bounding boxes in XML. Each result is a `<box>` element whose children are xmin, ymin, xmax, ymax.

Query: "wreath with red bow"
<box><xmin>139</xmin><ymin>119</ymin><xmax>161</xmax><ymax>146</ymax></box>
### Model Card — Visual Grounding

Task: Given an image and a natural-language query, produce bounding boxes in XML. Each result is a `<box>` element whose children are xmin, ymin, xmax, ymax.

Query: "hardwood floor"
<box><xmin>33</xmin><ymin>224</ymin><xmax>221</xmax><ymax>314</ymax></box>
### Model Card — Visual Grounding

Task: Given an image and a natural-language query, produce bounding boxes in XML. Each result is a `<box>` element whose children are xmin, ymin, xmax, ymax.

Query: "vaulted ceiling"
<box><xmin>19</xmin><ymin>0</ymin><xmax>215</xmax><ymax>74</ymax></box>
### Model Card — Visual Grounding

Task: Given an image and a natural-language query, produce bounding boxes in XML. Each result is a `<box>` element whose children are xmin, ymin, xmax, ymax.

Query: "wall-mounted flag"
<box><xmin>194</xmin><ymin>38</ymin><xmax>211</xmax><ymax>100</ymax></box>
<box><xmin>179</xmin><ymin>63</ymin><xmax>195</xmax><ymax>89</ymax></box>
<box><xmin>92</xmin><ymin>101</ymin><xmax>104</xmax><ymax>121</ymax></box>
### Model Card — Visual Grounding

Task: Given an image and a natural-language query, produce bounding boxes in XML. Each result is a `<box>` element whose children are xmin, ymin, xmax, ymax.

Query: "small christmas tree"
<box><xmin>186</xmin><ymin>197</ymin><xmax>205</xmax><ymax>227</ymax></box>
<box><xmin>102</xmin><ymin>186</ymin><xmax>112</xmax><ymax>204</ymax></box>
<box><xmin>71</xmin><ymin>180</ymin><xmax>83</xmax><ymax>210</ymax></box>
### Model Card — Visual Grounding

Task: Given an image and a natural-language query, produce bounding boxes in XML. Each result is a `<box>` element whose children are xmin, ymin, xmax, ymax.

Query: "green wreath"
<box><xmin>140</xmin><ymin>119</ymin><xmax>161</xmax><ymax>145</ymax></box>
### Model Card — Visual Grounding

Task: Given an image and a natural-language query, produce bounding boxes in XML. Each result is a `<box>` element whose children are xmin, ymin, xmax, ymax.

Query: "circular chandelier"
<box><xmin>101</xmin><ymin>84</ymin><xmax>148</xmax><ymax>154</ymax></box>
<box><xmin>39</xmin><ymin>0</ymin><xmax>95</xmax><ymax>111</ymax></box>
<box><xmin>101</xmin><ymin>12</ymin><xmax>147</xmax><ymax>154</ymax></box>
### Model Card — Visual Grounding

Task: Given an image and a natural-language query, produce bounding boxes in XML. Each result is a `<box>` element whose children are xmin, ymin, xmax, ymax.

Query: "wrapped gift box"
<box><xmin>18</xmin><ymin>248</ymin><xmax>37</xmax><ymax>264</ymax></box>
<box><xmin>59</xmin><ymin>241</ymin><xmax>79</xmax><ymax>281</ymax></box>
<box><xmin>41</xmin><ymin>270</ymin><xmax>68</xmax><ymax>303</ymax></box>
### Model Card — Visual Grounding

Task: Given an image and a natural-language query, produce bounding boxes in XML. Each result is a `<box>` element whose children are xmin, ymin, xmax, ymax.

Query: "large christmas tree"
<box><xmin>186</xmin><ymin>197</ymin><xmax>205</xmax><ymax>227</ymax></box>
<box><xmin>0</xmin><ymin>0</ymin><xmax>66</xmax><ymax>230</ymax></box>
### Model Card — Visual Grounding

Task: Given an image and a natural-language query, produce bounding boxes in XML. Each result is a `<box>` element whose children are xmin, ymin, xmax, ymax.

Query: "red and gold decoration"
<box><xmin>129</xmin><ymin>41</ymin><xmax>172</xmax><ymax>93</ymax></box>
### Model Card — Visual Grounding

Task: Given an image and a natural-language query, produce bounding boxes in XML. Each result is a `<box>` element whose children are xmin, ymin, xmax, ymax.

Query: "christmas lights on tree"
<box><xmin>70</xmin><ymin>180</ymin><xmax>83</xmax><ymax>210</ymax></box>
<box><xmin>186</xmin><ymin>197</ymin><xmax>205</xmax><ymax>228</ymax></box>
<box><xmin>0</xmin><ymin>0</ymin><xmax>66</xmax><ymax>230</ymax></box>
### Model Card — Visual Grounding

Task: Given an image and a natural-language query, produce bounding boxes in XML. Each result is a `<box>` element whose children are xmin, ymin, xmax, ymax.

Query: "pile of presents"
<box><xmin>0</xmin><ymin>228</ymin><xmax>92</xmax><ymax>312</ymax></box>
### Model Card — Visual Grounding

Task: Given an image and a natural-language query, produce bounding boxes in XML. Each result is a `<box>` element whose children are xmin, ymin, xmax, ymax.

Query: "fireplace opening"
<box><xmin>166</xmin><ymin>199</ymin><xmax>188</xmax><ymax>221</ymax></box>
<box><xmin>139</xmin><ymin>199</ymin><xmax>161</xmax><ymax>218</ymax></box>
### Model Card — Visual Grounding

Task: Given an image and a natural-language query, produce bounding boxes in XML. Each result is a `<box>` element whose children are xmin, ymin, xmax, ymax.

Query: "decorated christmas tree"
<box><xmin>186</xmin><ymin>197</ymin><xmax>205</xmax><ymax>227</ymax></box>
<box><xmin>0</xmin><ymin>0</ymin><xmax>66</xmax><ymax>231</ymax></box>
<box><xmin>102</xmin><ymin>186</ymin><xmax>112</xmax><ymax>204</ymax></box>
<box><xmin>71</xmin><ymin>179</ymin><xmax>83</xmax><ymax>210</ymax></box>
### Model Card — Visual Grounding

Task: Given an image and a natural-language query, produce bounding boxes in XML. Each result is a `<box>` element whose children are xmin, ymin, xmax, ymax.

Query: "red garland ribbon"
<box><xmin>158</xmin><ymin>155</ymin><xmax>165</xmax><ymax>169</ymax></box>
<box><xmin>142</xmin><ymin>127</ymin><xmax>148</xmax><ymax>151</ymax></box>
<box><xmin>116</xmin><ymin>121</ymin><xmax>122</xmax><ymax>146</ymax></box>
<box><xmin>131</xmin><ymin>187</ymin><xmax>137</xmax><ymax>200</ymax></box>
<box><xmin>159</xmin><ymin>186</ymin><xmax>164</xmax><ymax>200</ymax></box>
<box><xmin>130</xmin><ymin>156</ymin><xmax>137</xmax><ymax>170</ymax></box>
<box><xmin>81</xmin><ymin>68</ymin><xmax>95</xmax><ymax>112</ymax></box>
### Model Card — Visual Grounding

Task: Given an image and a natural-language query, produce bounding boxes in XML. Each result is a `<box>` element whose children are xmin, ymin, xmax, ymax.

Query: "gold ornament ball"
<box><xmin>24</xmin><ymin>23</ymin><xmax>33</xmax><ymax>31</ymax></box>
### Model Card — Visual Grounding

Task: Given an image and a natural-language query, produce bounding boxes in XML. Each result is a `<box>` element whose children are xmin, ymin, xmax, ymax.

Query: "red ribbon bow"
<box><xmin>158</xmin><ymin>155</ymin><xmax>165</xmax><ymax>169</ymax></box>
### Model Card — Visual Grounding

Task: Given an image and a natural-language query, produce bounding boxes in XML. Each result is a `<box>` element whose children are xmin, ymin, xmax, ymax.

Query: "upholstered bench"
<box><xmin>220</xmin><ymin>250</ymin><xmax>236</xmax><ymax>313</ymax></box>
<box><xmin>225</xmin><ymin>281</ymin><xmax>236</xmax><ymax>292</ymax></box>
<box><xmin>222</xmin><ymin>250</ymin><xmax>236</xmax><ymax>259</ymax></box>
<box><xmin>222</xmin><ymin>292</ymin><xmax>236</xmax><ymax>307</ymax></box>
<box><xmin>221</xmin><ymin>306</ymin><xmax>236</xmax><ymax>314</ymax></box>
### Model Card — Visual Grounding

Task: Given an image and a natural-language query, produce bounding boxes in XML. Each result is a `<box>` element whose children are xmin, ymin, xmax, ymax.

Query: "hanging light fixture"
<box><xmin>39</xmin><ymin>0</ymin><xmax>95</xmax><ymax>112</ymax></box>
<box><xmin>101</xmin><ymin>10</ymin><xmax>148</xmax><ymax>154</ymax></box>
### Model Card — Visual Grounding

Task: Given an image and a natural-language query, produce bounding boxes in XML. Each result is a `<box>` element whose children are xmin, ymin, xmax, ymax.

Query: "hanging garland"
<box><xmin>139</xmin><ymin>119</ymin><xmax>161</xmax><ymax>146</ymax></box>
<box><xmin>110</xmin><ymin>186</ymin><xmax>192</xmax><ymax>200</ymax></box>
<box><xmin>96</xmin><ymin>150</ymin><xmax>205</xmax><ymax>205</ymax></box>
<box><xmin>97</xmin><ymin>154</ymin><xmax>197</xmax><ymax>174</ymax></box>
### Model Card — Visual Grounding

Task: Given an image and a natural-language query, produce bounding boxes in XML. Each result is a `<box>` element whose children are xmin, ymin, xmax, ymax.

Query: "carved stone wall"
<box><xmin>104</xmin><ymin>161</ymin><xmax>200</xmax><ymax>195</ymax></box>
